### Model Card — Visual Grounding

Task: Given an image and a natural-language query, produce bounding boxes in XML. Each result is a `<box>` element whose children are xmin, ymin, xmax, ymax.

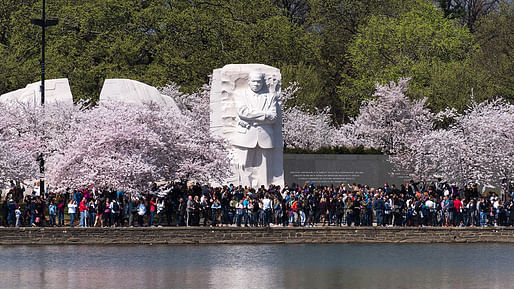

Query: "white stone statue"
<box><xmin>99</xmin><ymin>79</ymin><xmax>179</xmax><ymax>110</ymax></box>
<box><xmin>210</xmin><ymin>64</ymin><xmax>284</xmax><ymax>188</ymax></box>
<box><xmin>0</xmin><ymin>78</ymin><xmax>73</xmax><ymax>106</ymax></box>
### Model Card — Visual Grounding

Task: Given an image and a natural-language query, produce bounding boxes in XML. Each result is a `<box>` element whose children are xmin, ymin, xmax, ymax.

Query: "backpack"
<box><xmin>113</xmin><ymin>202</ymin><xmax>120</xmax><ymax>212</ymax></box>
<box><xmin>138</xmin><ymin>204</ymin><xmax>146</xmax><ymax>216</ymax></box>
<box><xmin>384</xmin><ymin>202</ymin><xmax>391</xmax><ymax>213</ymax></box>
<box><xmin>291</xmin><ymin>201</ymin><xmax>298</xmax><ymax>212</ymax></box>
<box><xmin>448</xmin><ymin>200</ymin><xmax>454</xmax><ymax>211</ymax></box>
<box><xmin>49</xmin><ymin>205</ymin><xmax>56</xmax><ymax>215</ymax></box>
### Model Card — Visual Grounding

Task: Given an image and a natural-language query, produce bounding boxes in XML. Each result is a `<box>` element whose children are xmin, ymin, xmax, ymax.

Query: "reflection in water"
<box><xmin>1</xmin><ymin>244</ymin><xmax>512</xmax><ymax>289</ymax></box>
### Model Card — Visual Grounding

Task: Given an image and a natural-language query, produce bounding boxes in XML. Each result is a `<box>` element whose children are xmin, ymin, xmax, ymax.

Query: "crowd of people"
<box><xmin>1</xmin><ymin>180</ymin><xmax>513</xmax><ymax>228</ymax></box>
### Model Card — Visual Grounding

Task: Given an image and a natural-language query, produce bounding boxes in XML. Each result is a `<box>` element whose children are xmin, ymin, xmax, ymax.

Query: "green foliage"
<box><xmin>1</xmin><ymin>0</ymin><xmax>315</xmax><ymax>102</ymax></box>
<box><xmin>472</xmin><ymin>2</ymin><xmax>514</xmax><ymax>102</ymax></box>
<box><xmin>0</xmin><ymin>0</ymin><xmax>511</xmax><ymax>117</ymax></box>
<box><xmin>304</xmin><ymin>0</ymin><xmax>388</xmax><ymax>121</ymax></box>
<box><xmin>343</xmin><ymin>0</ymin><xmax>477</xmax><ymax>114</ymax></box>
<box><xmin>435</xmin><ymin>0</ymin><xmax>501</xmax><ymax>33</ymax></box>
<box><xmin>280</xmin><ymin>62</ymin><xmax>323</xmax><ymax>109</ymax></box>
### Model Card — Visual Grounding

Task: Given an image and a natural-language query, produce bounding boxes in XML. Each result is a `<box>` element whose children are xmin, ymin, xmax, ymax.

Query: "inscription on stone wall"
<box><xmin>284</xmin><ymin>154</ymin><xmax>411</xmax><ymax>187</ymax></box>
<box><xmin>289</xmin><ymin>171</ymin><xmax>365</xmax><ymax>183</ymax></box>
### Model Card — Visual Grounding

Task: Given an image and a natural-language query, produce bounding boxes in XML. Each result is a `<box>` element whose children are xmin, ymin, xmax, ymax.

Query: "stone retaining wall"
<box><xmin>1</xmin><ymin>227</ymin><xmax>513</xmax><ymax>245</ymax></box>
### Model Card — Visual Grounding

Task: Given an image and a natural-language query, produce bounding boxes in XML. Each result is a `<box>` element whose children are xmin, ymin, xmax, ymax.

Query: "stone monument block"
<box><xmin>99</xmin><ymin>79</ymin><xmax>179</xmax><ymax>110</ymax></box>
<box><xmin>0</xmin><ymin>78</ymin><xmax>73</xmax><ymax>106</ymax></box>
<box><xmin>210</xmin><ymin>64</ymin><xmax>284</xmax><ymax>188</ymax></box>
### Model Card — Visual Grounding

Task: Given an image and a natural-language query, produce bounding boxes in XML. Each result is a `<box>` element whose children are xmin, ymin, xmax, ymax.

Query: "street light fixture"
<box><xmin>30</xmin><ymin>0</ymin><xmax>58</xmax><ymax>196</ymax></box>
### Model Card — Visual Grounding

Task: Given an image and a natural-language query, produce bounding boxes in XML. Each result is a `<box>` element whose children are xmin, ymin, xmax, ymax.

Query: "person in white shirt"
<box><xmin>262</xmin><ymin>194</ymin><xmax>272</xmax><ymax>226</ymax></box>
<box><xmin>68</xmin><ymin>200</ymin><xmax>77</xmax><ymax>228</ymax></box>
<box><xmin>156</xmin><ymin>199</ymin><xmax>165</xmax><ymax>227</ymax></box>
<box><xmin>15</xmin><ymin>207</ymin><xmax>22</xmax><ymax>227</ymax></box>
<box><xmin>137</xmin><ymin>200</ymin><xmax>146</xmax><ymax>227</ymax></box>
<box><xmin>236</xmin><ymin>200</ymin><xmax>245</xmax><ymax>227</ymax></box>
<box><xmin>425</xmin><ymin>198</ymin><xmax>436</xmax><ymax>226</ymax></box>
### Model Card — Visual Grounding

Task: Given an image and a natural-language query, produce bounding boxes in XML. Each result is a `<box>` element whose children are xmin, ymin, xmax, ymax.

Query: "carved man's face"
<box><xmin>248</xmin><ymin>73</ymin><xmax>264</xmax><ymax>93</ymax></box>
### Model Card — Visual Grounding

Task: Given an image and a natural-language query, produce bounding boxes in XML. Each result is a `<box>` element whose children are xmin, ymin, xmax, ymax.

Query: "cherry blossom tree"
<box><xmin>388</xmin><ymin>128</ymin><xmax>471</xmax><ymax>184</ymax></box>
<box><xmin>0</xmin><ymin>138</ymin><xmax>36</xmax><ymax>183</ymax></box>
<box><xmin>0</xmin><ymin>102</ymin><xmax>39</xmax><ymax>182</ymax></box>
<box><xmin>0</xmin><ymin>83</ymin><xmax>231</xmax><ymax>193</ymax></box>
<box><xmin>0</xmin><ymin>101</ymin><xmax>80</xmax><ymax>185</ymax></box>
<box><xmin>456</xmin><ymin>99</ymin><xmax>514</xmax><ymax>186</ymax></box>
<box><xmin>351</xmin><ymin>78</ymin><xmax>435</xmax><ymax>154</ymax></box>
<box><xmin>46</xmin><ymin>102</ymin><xmax>163</xmax><ymax>192</ymax></box>
<box><xmin>282</xmin><ymin>105</ymin><xmax>337</xmax><ymax>150</ymax></box>
<box><xmin>161</xmin><ymin>83</ymin><xmax>209</xmax><ymax>129</ymax></box>
<box><xmin>159</xmin><ymin>83</ymin><xmax>231</xmax><ymax>182</ymax></box>
<box><xmin>47</xmin><ymin>85</ymin><xmax>231</xmax><ymax>193</ymax></box>
<box><xmin>280</xmin><ymin>84</ymin><xmax>352</xmax><ymax>150</ymax></box>
<box><xmin>396</xmin><ymin>99</ymin><xmax>514</xmax><ymax>186</ymax></box>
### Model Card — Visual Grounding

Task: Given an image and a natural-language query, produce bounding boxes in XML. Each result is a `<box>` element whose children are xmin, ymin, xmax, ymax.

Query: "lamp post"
<box><xmin>31</xmin><ymin>0</ymin><xmax>58</xmax><ymax>195</ymax></box>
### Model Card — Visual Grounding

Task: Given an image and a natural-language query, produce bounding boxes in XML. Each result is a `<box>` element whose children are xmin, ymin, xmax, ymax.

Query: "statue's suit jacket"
<box><xmin>232</xmin><ymin>88</ymin><xmax>282</xmax><ymax>149</ymax></box>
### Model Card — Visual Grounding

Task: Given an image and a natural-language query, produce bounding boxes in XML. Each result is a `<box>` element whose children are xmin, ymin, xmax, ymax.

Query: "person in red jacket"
<box><xmin>149</xmin><ymin>197</ymin><xmax>157</xmax><ymax>227</ymax></box>
<box><xmin>454</xmin><ymin>197</ymin><xmax>463</xmax><ymax>226</ymax></box>
<box><xmin>79</xmin><ymin>198</ymin><xmax>88</xmax><ymax>227</ymax></box>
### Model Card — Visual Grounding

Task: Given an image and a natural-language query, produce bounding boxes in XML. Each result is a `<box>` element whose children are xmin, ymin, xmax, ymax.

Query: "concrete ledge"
<box><xmin>1</xmin><ymin>227</ymin><xmax>513</xmax><ymax>245</ymax></box>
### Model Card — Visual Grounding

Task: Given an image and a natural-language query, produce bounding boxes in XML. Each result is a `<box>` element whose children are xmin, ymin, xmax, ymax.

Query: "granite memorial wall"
<box><xmin>284</xmin><ymin>154</ymin><xmax>411</xmax><ymax>188</ymax></box>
